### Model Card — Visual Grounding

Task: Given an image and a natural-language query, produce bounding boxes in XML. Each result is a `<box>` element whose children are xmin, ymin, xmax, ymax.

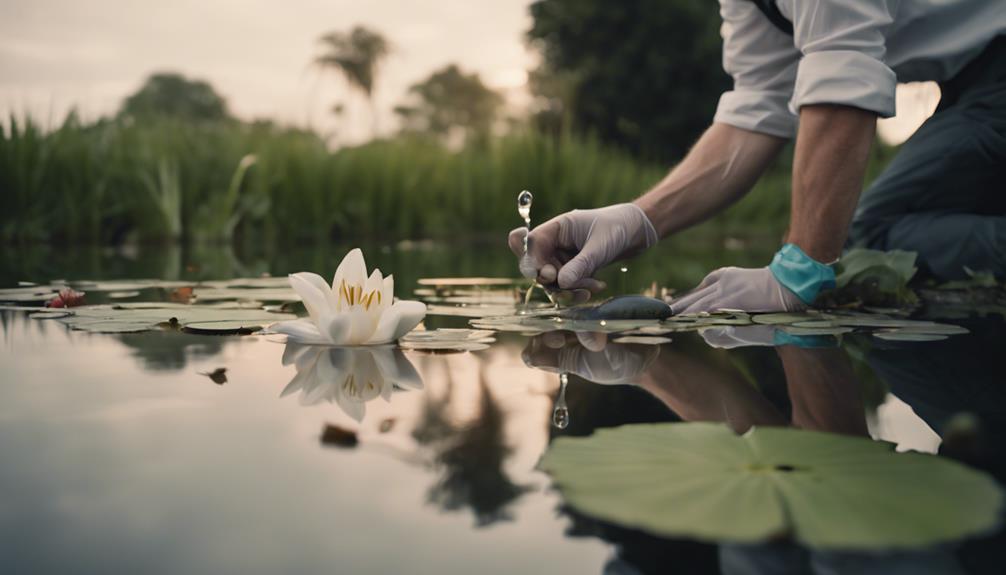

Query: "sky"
<box><xmin>0</xmin><ymin>0</ymin><xmax>928</xmax><ymax>145</ymax></box>
<box><xmin>0</xmin><ymin>0</ymin><xmax>536</xmax><ymax>142</ymax></box>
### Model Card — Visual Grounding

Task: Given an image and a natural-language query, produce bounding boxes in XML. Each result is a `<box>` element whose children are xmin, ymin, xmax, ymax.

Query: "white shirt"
<box><xmin>715</xmin><ymin>0</ymin><xmax>1006</xmax><ymax>138</ymax></box>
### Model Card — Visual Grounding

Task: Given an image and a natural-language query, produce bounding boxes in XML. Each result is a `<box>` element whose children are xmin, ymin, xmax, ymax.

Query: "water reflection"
<box><xmin>280</xmin><ymin>342</ymin><xmax>423</xmax><ymax>421</ymax></box>
<box><xmin>413</xmin><ymin>358</ymin><xmax>532</xmax><ymax>526</ymax></box>
<box><xmin>521</xmin><ymin>323</ymin><xmax>1006</xmax><ymax>574</ymax></box>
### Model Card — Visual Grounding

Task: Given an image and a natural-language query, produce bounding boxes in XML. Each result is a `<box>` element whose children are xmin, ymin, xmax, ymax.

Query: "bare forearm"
<box><xmin>634</xmin><ymin>122</ymin><xmax>787</xmax><ymax>237</ymax></box>
<box><xmin>788</xmin><ymin>105</ymin><xmax>877</xmax><ymax>262</ymax></box>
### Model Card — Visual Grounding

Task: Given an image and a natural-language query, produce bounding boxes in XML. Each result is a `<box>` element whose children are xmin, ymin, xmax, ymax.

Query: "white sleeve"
<box><xmin>715</xmin><ymin>0</ymin><xmax>802</xmax><ymax>139</ymax></box>
<box><xmin>786</xmin><ymin>0</ymin><xmax>897</xmax><ymax>117</ymax></box>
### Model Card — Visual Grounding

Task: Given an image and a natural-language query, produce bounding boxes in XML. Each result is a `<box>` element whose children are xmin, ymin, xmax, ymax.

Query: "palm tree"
<box><xmin>314</xmin><ymin>26</ymin><xmax>390</xmax><ymax>139</ymax></box>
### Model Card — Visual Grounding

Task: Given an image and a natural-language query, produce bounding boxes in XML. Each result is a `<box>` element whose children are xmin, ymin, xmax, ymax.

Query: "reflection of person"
<box><xmin>510</xmin><ymin>3</ymin><xmax>1005</xmax><ymax>314</ymax></box>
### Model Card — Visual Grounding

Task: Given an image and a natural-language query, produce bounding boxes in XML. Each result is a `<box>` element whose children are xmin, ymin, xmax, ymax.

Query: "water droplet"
<box><xmin>620</xmin><ymin>266</ymin><xmax>628</xmax><ymax>273</ymax></box>
<box><xmin>517</xmin><ymin>190</ymin><xmax>533</xmax><ymax>222</ymax></box>
<box><xmin>552</xmin><ymin>373</ymin><xmax>569</xmax><ymax>429</ymax></box>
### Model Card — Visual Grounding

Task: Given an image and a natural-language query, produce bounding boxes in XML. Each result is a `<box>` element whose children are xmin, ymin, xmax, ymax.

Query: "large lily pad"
<box><xmin>541</xmin><ymin>422</ymin><xmax>1002</xmax><ymax>550</ymax></box>
<box><xmin>57</xmin><ymin>305</ymin><xmax>295</xmax><ymax>334</ymax></box>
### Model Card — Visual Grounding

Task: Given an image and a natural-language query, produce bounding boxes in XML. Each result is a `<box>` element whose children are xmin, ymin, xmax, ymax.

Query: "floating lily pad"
<box><xmin>29</xmin><ymin>311</ymin><xmax>71</xmax><ymax>320</ymax></box>
<box><xmin>611</xmin><ymin>336</ymin><xmax>673</xmax><ymax>345</ymax></box>
<box><xmin>541</xmin><ymin>422</ymin><xmax>1002</xmax><ymax>550</ymax></box>
<box><xmin>877</xmin><ymin>331</ymin><xmax>945</xmax><ymax>341</ymax></box>
<box><xmin>776</xmin><ymin>323</ymin><xmax>849</xmax><ymax>337</ymax></box>
<box><xmin>57</xmin><ymin>305</ymin><xmax>295</xmax><ymax>334</ymax></box>
<box><xmin>107</xmin><ymin>290</ymin><xmax>141</xmax><ymax>299</ymax></box>
<box><xmin>0</xmin><ymin>287</ymin><xmax>59</xmax><ymax>303</ymax></box>
<box><xmin>399</xmin><ymin>328</ymin><xmax>496</xmax><ymax>352</ymax></box>
<box><xmin>751</xmin><ymin>313</ymin><xmax>820</xmax><ymax>325</ymax></box>
<box><xmin>417</xmin><ymin>277</ymin><xmax>524</xmax><ymax>287</ymax></box>
<box><xmin>183</xmin><ymin>321</ymin><xmax>266</xmax><ymax>334</ymax></box>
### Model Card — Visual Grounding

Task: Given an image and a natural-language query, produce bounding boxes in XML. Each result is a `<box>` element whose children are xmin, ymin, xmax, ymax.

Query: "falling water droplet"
<box><xmin>552</xmin><ymin>373</ymin><xmax>569</xmax><ymax>429</ymax></box>
<box><xmin>518</xmin><ymin>190</ymin><xmax>533</xmax><ymax>226</ymax></box>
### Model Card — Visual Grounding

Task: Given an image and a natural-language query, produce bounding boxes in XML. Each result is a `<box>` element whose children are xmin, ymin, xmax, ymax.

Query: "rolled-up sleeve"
<box><xmin>787</xmin><ymin>1</ymin><xmax>898</xmax><ymax>117</ymax></box>
<box><xmin>715</xmin><ymin>0</ymin><xmax>801</xmax><ymax>138</ymax></box>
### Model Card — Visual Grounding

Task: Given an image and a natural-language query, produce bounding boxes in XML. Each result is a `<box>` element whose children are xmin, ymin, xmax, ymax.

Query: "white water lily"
<box><xmin>273</xmin><ymin>248</ymin><xmax>426</xmax><ymax>345</ymax></box>
<box><xmin>280</xmin><ymin>342</ymin><xmax>423</xmax><ymax>421</ymax></box>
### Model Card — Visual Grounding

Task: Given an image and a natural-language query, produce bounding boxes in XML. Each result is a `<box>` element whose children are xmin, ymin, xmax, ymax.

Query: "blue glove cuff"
<box><xmin>772</xmin><ymin>331</ymin><xmax>840</xmax><ymax>349</ymax></box>
<box><xmin>768</xmin><ymin>243</ymin><xmax>836</xmax><ymax>305</ymax></box>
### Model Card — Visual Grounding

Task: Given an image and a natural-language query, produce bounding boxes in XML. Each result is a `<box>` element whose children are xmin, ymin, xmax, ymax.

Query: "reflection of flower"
<box><xmin>273</xmin><ymin>248</ymin><xmax>426</xmax><ymax>345</ymax></box>
<box><xmin>280</xmin><ymin>342</ymin><xmax>423</xmax><ymax>421</ymax></box>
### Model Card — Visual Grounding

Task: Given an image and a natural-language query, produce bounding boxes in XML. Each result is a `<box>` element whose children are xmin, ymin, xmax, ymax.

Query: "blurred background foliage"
<box><xmin>0</xmin><ymin>4</ymin><xmax>897</xmax><ymax>247</ymax></box>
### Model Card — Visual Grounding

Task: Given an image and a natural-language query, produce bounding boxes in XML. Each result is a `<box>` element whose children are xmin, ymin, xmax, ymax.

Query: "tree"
<box><xmin>394</xmin><ymin>64</ymin><xmax>504</xmax><ymax>145</ymax></box>
<box><xmin>527</xmin><ymin>0</ymin><xmax>730</xmax><ymax>162</ymax></box>
<box><xmin>119</xmin><ymin>72</ymin><xmax>230</xmax><ymax>122</ymax></box>
<box><xmin>314</xmin><ymin>26</ymin><xmax>391</xmax><ymax>138</ymax></box>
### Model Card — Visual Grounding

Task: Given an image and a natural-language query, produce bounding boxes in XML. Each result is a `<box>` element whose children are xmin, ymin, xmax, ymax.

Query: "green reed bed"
<box><xmin>2</xmin><ymin>114</ymin><xmax>890</xmax><ymax>245</ymax></box>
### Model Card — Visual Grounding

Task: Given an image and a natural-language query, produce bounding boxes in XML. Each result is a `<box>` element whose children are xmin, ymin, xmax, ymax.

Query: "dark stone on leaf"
<box><xmin>565</xmin><ymin>295</ymin><xmax>672</xmax><ymax>321</ymax></box>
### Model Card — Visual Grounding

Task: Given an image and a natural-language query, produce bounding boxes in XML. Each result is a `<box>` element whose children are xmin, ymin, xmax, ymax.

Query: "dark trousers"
<box><xmin>849</xmin><ymin>36</ymin><xmax>1006</xmax><ymax>280</ymax></box>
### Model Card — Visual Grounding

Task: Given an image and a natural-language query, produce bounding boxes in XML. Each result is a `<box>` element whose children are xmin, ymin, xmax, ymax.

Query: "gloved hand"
<box><xmin>521</xmin><ymin>331</ymin><xmax>659</xmax><ymax>386</ymax></box>
<box><xmin>700</xmin><ymin>325</ymin><xmax>779</xmax><ymax>349</ymax></box>
<box><xmin>669</xmin><ymin>244</ymin><xmax>836</xmax><ymax>315</ymax></box>
<box><xmin>669</xmin><ymin>267</ymin><xmax>806</xmax><ymax>315</ymax></box>
<box><xmin>508</xmin><ymin>203</ymin><xmax>658</xmax><ymax>292</ymax></box>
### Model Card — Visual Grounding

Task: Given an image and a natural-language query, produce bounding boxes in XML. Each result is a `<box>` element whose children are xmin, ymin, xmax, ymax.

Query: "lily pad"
<box><xmin>57</xmin><ymin>305</ymin><xmax>295</xmax><ymax>334</ymax></box>
<box><xmin>610</xmin><ymin>336</ymin><xmax>673</xmax><ymax>345</ymax></box>
<box><xmin>30</xmin><ymin>311</ymin><xmax>71</xmax><ymax>319</ymax></box>
<box><xmin>399</xmin><ymin>328</ymin><xmax>496</xmax><ymax>352</ymax></box>
<box><xmin>541</xmin><ymin>422</ymin><xmax>1002</xmax><ymax>550</ymax></box>
<box><xmin>873</xmin><ymin>331</ymin><xmax>949</xmax><ymax>342</ymax></box>
<box><xmin>779</xmin><ymin>326</ymin><xmax>854</xmax><ymax>336</ymax></box>
<box><xmin>417</xmin><ymin>277</ymin><xmax>524</xmax><ymax>287</ymax></box>
<box><xmin>182</xmin><ymin>321</ymin><xmax>267</xmax><ymax>334</ymax></box>
<box><xmin>751</xmin><ymin>313</ymin><xmax>820</xmax><ymax>325</ymax></box>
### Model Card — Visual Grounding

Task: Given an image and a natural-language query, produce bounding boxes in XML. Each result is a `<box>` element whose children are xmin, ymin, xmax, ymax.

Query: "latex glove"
<box><xmin>521</xmin><ymin>332</ymin><xmax>659</xmax><ymax>386</ymax></box>
<box><xmin>508</xmin><ymin>203</ymin><xmax>658</xmax><ymax>292</ymax></box>
<box><xmin>669</xmin><ymin>267</ymin><xmax>805</xmax><ymax>315</ymax></box>
<box><xmin>700</xmin><ymin>325</ymin><xmax>779</xmax><ymax>349</ymax></box>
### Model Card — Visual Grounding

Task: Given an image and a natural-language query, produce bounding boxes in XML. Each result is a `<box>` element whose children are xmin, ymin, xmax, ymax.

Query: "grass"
<box><xmin>0</xmin><ymin>113</ymin><xmax>895</xmax><ymax>245</ymax></box>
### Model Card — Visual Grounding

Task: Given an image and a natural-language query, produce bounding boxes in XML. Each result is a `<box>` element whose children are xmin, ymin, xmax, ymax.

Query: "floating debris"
<box><xmin>199</xmin><ymin>367</ymin><xmax>228</xmax><ymax>385</ymax></box>
<box><xmin>320</xmin><ymin>424</ymin><xmax>359</xmax><ymax>448</ymax></box>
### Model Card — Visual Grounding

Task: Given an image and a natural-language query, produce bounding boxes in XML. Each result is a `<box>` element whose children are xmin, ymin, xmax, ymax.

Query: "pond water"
<box><xmin>1</xmin><ymin>240</ymin><xmax>1004</xmax><ymax>575</ymax></box>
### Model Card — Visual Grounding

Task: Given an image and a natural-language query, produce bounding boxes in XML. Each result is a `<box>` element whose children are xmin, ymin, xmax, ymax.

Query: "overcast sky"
<box><xmin>0</xmin><ymin>0</ymin><xmax>536</xmax><ymax>142</ymax></box>
<box><xmin>0</xmin><ymin>0</ymin><xmax>927</xmax><ymax>145</ymax></box>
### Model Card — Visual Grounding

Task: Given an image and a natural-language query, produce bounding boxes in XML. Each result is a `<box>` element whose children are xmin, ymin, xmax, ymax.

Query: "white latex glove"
<box><xmin>669</xmin><ymin>267</ymin><xmax>805</xmax><ymax>315</ymax></box>
<box><xmin>508</xmin><ymin>203</ymin><xmax>658</xmax><ymax>292</ymax></box>
<box><xmin>521</xmin><ymin>332</ymin><xmax>659</xmax><ymax>386</ymax></box>
<box><xmin>700</xmin><ymin>325</ymin><xmax>778</xmax><ymax>349</ymax></box>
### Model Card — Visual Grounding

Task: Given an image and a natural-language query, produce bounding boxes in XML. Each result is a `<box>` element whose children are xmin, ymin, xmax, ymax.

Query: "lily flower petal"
<box><xmin>288</xmin><ymin>273</ymin><xmax>331</xmax><ymax>325</ymax></box>
<box><xmin>372</xmin><ymin>346</ymin><xmax>424</xmax><ymax>390</ymax></box>
<box><xmin>273</xmin><ymin>318</ymin><xmax>329</xmax><ymax>344</ymax></box>
<box><xmin>366</xmin><ymin>300</ymin><xmax>426</xmax><ymax>344</ymax></box>
<box><xmin>332</xmin><ymin>248</ymin><xmax>368</xmax><ymax>298</ymax></box>
<box><xmin>320</xmin><ymin>311</ymin><xmax>352</xmax><ymax>345</ymax></box>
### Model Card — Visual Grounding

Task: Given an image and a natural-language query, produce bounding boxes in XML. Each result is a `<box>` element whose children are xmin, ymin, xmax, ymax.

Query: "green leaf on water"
<box><xmin>873</xmin><ymin>331</ymin><xmax>949</xmax><ymax>341</ymax></box>
<box><xmin>836</xmin><ymin>249</ymin><xmax>918</xmax><ymax>289</ymax></box>
<box><xmin>541</xmin><ymin>422</ymin><xmax>1002</xmax><ymax>550</ymax></box>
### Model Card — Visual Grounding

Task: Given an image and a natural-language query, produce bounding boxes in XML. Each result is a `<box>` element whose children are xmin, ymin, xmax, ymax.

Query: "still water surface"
<box><xmin>1</xmin><ymin>241</ymin><xmax>1003</xmax><ymax>574</ymax></box>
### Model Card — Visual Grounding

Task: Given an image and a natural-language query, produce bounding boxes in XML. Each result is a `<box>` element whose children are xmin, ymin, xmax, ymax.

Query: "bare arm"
<box><xmin>787</xmin><ymin>104</ymin><xmax>877</xmax><ymax>262</ymax></box>
<box><xmin>634</xmin><ymin>122</ymin><xmax>787</xmax><ymax>237</ymax></box>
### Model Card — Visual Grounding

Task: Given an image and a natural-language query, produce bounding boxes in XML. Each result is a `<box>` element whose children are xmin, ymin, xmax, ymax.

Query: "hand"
<box><xmin>521</xmin><ymin>331</ymin><xmax>659</xmax><ymax>386</ymax></box>
<box><xmin>700</xmin><ymin>325</ymin><xmax>779</xmax><ymax>349</ymax></box>
<box><xmin>508</xmin><ymin>203</ymin><xmax>658</xmax><ymax>292</ymax></box>
<box><xmin>669</xmin><ymin>267</ymin><xmax>805</xmax><ymax>315</ymax></box>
